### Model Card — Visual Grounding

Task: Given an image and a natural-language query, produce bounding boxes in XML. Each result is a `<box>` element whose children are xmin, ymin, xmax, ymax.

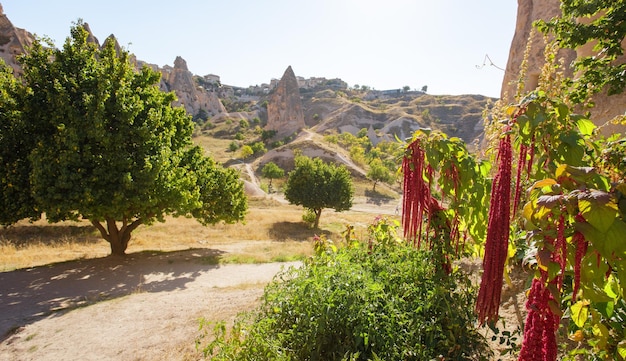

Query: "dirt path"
<box><xmin>0</xmin><ymin>248</ymin><xmax>299</xmax><ymax>361</ymax></box>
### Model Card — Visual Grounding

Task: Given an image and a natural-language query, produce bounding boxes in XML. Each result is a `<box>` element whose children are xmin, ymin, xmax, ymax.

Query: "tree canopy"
<box><xmin>261</xmin><ymin>161</ymin><xmax>284</xmax><ymax>190</ymax></box>
<box><xmin>0</xmin><ymin>60</ymin><xmax>40</xmax><ymax>225</ymax></box>
<box><xmin>537</xmin><ymin>0</ymin><xmax>626</xmax><ymax>103</ymax></box>
<box><xmin>366</xmin><ymin>158</ymin><xmax>394</xmax><ymax>191</ymax></box>
<box><xmin>284</xmin><ymin>155</ymin><xmax>353</xmax><ymax>228</ymax></box>
<box><xmin>0</xmin><ymin>22</ymin><xmax>247</xmax><ymax>255</ymax></box>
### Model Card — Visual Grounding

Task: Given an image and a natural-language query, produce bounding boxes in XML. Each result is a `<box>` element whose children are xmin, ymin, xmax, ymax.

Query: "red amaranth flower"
<box><xmin>518</xmin><ymin>278</ymin><xmax>559</xmax><ymax>361</ymax></box>
<box><xmin>476</xmin><ymin>133</ymin><xmax>513</xmax><ymax>324</ymax></box>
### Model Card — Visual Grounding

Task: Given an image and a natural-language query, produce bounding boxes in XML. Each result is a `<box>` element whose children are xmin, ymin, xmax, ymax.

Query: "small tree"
<box><xmin>5</xmin><ymin>22</ymin><xmax>247</xmax><ymax>256</ymax></box>
<box><xmin>367</xmin><ymin>159</ymin><xmax>393</xmax><ymax>191</ymax></box>
<box><xmin>261</xmin><ymin>162</ymin><xmax>284</xmax><ymax>191</ymax></box>
<box><xmin>284</xmin><ymin>155</ymin><xmax>353</xmax><ymax>228</ymax></box>
<box><xmin>239</xmin><ymin>145</ymin><xmax>254</xmax><ymax>160</ymax></box>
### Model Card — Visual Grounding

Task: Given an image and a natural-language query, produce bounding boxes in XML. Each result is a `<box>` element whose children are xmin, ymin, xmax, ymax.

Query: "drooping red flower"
<box><xmin>476</xmin><ymin>133</ymin><xmax>513</xmax><ymax>325</ymax></box>
<box><xmin>401</xmin><ymin>139</ymin><xmax>449</xmax><ymax>248</ymax></box>
<box><xmin>518</xmin><ymin>278</ymin><xmax>559</xmax><ymax>361</ymax></box>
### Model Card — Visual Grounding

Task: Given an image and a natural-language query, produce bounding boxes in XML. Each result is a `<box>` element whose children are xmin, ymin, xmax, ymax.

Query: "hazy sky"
<box><xmin>3</xmin><ymin>1</ymin><xmax>518</xmax><ymax>98</ymax></box>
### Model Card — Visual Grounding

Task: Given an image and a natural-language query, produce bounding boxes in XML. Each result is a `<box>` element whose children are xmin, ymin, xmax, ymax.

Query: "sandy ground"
<box><xmin>0</xmin><ymin>248</ymin><xmax>299</xmax><ymax>361</ymax></box>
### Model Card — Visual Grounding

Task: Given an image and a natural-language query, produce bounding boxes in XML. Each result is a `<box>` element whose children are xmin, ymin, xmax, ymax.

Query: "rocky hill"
<box><xmin>0</xmin><ymin>4</ymin><xmax>33</xmax><ymax>77</ymax></box>
<box><xmin>0</xmin><ymin>6</ymin><xmax>493</xmax><ymax>156</ymax></box>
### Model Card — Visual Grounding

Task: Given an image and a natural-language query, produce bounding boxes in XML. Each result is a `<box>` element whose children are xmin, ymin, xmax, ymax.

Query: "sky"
<box><xmin>2</xmin><ymin>1</ymin><xmax>518</xmax><ymax>98</ymax></box>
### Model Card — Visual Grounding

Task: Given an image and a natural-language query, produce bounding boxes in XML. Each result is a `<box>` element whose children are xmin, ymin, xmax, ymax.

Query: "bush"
<box><xmin>198</xmin><ymin>219</ymin><xmax>491</xmax><ymax>360</ymax></box>
<box><xmin>301</xmin><ymin>208</ymin><xmax>316</xmax><ymax>226</ymax></box>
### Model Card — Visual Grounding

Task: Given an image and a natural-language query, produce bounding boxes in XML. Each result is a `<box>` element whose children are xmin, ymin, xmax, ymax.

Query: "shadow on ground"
<box><xmin>269</xmin><ymin>221</ymin><xmax>332</xmax><ymax>241</ymax></box>
<box><xmin>364</xmin><ymin>189</ymin><xmax>396</xmax><ymax>206</ymax></box>
<box><xmin>0</xmin><ymin>247</ymin><xmax>224</xmax><ymax>342</ymax></box>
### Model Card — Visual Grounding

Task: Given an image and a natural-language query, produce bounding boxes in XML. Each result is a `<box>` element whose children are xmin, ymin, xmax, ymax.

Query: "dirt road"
<box><xmin>0</xmin><ymin>248</ymin><xmax>299</xmax><ymax>361</ymax></box>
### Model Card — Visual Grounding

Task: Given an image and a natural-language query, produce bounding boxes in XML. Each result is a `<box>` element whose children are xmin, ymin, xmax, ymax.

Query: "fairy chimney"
<box><xmin>266</xmin><ymin>66</ymin><xmax>305</xmax><ymax>138</ymax></box>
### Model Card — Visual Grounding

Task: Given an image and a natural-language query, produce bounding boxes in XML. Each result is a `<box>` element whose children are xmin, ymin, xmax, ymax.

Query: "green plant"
<box><xmin>301</xmin><ymin>208</ymin><xmax>316</xmax><ymax>227</ymax></box>
<box><xmin>198</xmin><ymin>218</ymin><xmax>491</xmax><ymax>360</ymax></box>
<box><xmin>261</xmin><ymin>162</ymin><xmax>284</xmax><ymax>190</ymax></box>
<box><xmin>284</xmin><ymin>155</ymin><xmax>354</xmax><ymax>228</ymax></box>
<box><xmin>480</xmin><ymin>61</ymin><xmax>626</xmax><ymax>360</ymax></box>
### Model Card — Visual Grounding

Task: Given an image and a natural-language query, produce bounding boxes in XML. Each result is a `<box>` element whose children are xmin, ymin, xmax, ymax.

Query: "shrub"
<box><xmin>198</xmin><ymin>219</ymin><xmax>491</xmax><ymax>360</ymax></box>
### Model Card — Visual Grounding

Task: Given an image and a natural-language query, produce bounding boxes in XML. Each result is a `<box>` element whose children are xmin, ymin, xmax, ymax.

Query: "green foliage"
<box><xmin>537</xmin><ymin>0</ymin><xmax>626</xmax><ymax>103</ymax></box>
<box><xmin>249</xmin><ymin>141</ymin><xmax>267</xmax><ymax>155</ymax></box>
<box><xmin>261</xmin><ymin>129</ymin><xmax>277</xmax><ymax>141</ymax></box>
<box><xmin>239</xmin><ymin>145</ymin><xmax>253</xmax><ymax>160</ymax></box>
<box><xmin>228</xmin><ymin>141</ymin><xmax>239</xmax><ymax>152</ymax></box>
<box><xmin>261</xmin><ymin>161</ymin><xmax>284</xmax><ymax>190</ymax></box>
<box><xmin>198</xmin><ymin>218</ymin><xmax>491</xmax><ymax>360</ymax></box>
<box><xmin>404</xmin><ymin>130</ymin><xmax>492</xmax><ymax>250</ymax></box>
<box><xmin>488</xmin><ymin>52</ymin><xmax>626</xmax><ymax>358</ymax></box>
<box><xmin>301</xmin><ymin>208</ymin><xmax>317</xmax><ymax>227</ymax></box>
<box><xmin>366</xmin><ymin>158</ymin><xmax>393</xmax><ymax>191</ymax></box>
<box><xmin>0</xmin><ymin>61</ymin><xmax>40</xmax><ymax>224</ymax></box>
<box><xmin>3</xmin><ymin>22</ymin><xmax>247</xmax><ymax>255</ymax></box>
<box><xmin>284</xmin><ymin>155</ymin><xmax>353</xmax><ymax>228</ymax></box>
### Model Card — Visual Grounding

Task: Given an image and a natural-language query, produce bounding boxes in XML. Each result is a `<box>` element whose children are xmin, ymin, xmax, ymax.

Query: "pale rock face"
<box><xmin>0</xmin><ymin>6</ymin><xmax>34</xmax><ymax>76</ymax></box>
<box><xmin>501</xmin><ymin>0</ymin><xmax>575</xmax><ymax>101</ymax></box>
<box><xmin>0</xmin><ymin>8</ymin><xmax>225</xmax><ymax>120</ymax></box>
<box><xmin>502</xmin><ymin>0</ymin><xmax>626</xmax><ymax>134</ymax></box>
<box><xmin>159</xmin><ymin>56</ymin><xmax>226</xmax><ymax>118</ymax></box>
<box><xmin>266</xmin><ymin>66</ymin><xmax>306</xmax><ymax>139</ymax></box>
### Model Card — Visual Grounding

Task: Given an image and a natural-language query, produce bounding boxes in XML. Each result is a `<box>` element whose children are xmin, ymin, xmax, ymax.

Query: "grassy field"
<box><xmin>0</xmin><ymin>195</ymin><xmax>398</xmax><ymax>272</ymax></box>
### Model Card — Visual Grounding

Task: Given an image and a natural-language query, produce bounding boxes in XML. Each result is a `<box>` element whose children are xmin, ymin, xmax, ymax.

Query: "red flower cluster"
<box><xmin>518</xmin><ymin>278</ymin><xmax>559</xmax><ymax>361</ymax></box>
<box><xmin>476</xmin><ymin>134</ymin><xmax>513</xmax><ymax>324</ymax></box>
<box><xmin>402</xmin><ymin>139</ymin><xmax>436</xmax><ymax>248</ymax></box>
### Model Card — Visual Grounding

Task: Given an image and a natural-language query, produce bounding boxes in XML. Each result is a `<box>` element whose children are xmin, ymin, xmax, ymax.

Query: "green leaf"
<box><xmin>618</xmin><ymin>340</ymin><xmax>626</xmax><ymax>359</ymax></box>
<box><xmin>571</xmin><ymin>300</ymin><xmax>589</xmax><ymax>328</ymax></box>
<box><xmin>578</xmin><ymin>191</ymin><xmax>617</xmax><ymax>233</ymax></box>
<box><xmin>604</xmin><ymin>220</ymin><xmax>626</xmax><ymax>256</ymax></box>
<box><xmin>576</xmin><ymin>117</ymin><xmax>596</xmax><ymax>136</ymax></box>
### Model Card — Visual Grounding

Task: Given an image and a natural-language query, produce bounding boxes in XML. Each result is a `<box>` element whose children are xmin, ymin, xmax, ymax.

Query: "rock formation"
<box><xmin>266</xmin><ymin>66</ymin><xmax>305</xmax><ymax>138</ymax></box>
<box><xmin>501</xmin><ymin>0</ymin><xmax>576</xmax><ymax>101</ymax></box>
<box><xmin>502</xmin><ymin>0</ymin><xmax>625</xmax><ymax>134</ymax></box>
<box><xmin>158</xmin><ymin>56</ymin><xmax>226</xmax><ymax>119</ymax></box>
<box><xmin>0</xmin><ymin>5</ymin><xmax>226</xmax><ymax>121</ymax></box>
<box><xmin>0</xmin><ymin>4</ymin><xmax>34</xmax><ymax>76</ymax></box>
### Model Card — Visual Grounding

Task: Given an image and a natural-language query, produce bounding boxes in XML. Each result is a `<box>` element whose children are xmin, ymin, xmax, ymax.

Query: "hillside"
<box><xmin>0</xmin><ymin>7</ymin><xmax>495</xmax><ymax>187</ymax></box>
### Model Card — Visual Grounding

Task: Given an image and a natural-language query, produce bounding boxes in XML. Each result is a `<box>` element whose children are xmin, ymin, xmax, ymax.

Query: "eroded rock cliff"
<box><xmin>0</xmin><ymin>4</ymin><xmax>33</xmax><ymax>76</ymax></box>
<box><xmin>502</xmin><ymin>0</ymin><xmax>625</xmax><ymax>134</ymax></box>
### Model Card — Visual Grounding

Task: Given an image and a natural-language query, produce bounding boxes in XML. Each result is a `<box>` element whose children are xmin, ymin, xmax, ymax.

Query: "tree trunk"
<box><xmin>91</xmin><ymin>217</ymin><xmax>143</xmax><ymax>256</ymax></box>
<box><xmin>314</xmin><ymin>208</ymin><xmax>322</xmax><ymax>229</ymax></box>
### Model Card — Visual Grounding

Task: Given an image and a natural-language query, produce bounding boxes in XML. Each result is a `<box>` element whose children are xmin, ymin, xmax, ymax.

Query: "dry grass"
<box><xmin>0</xmin><ymin>196</ymin><xmax>395</xmax><ymax>272</ymax></box>
<box><xmin>192</xmin><ymin>134</ymin><xmax>236</xmax><ymax>164</ymax></box>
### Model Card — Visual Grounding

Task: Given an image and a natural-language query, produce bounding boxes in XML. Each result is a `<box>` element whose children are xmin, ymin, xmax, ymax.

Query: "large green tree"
<box><xmin>2</xmin><ymin>22</ymin><xmax>247</xmax><ymax>255</ymax></box>
<box><xmin>0</xmin><ymin>61</ymin><xmax>40</xmax><ymax>225</ymax></box>
<box><xmin>284</xmin><ymin>155</ymin><xmax>353</xmax><ymax>228</ymax></box>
